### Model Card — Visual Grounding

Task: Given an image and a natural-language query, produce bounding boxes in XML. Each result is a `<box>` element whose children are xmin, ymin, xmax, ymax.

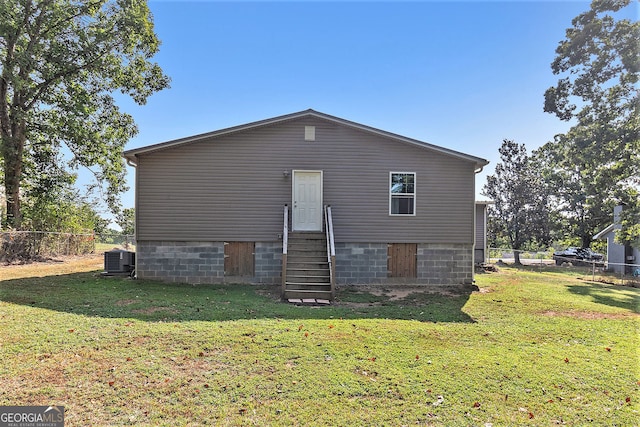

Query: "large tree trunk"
<box><xmin>513</xmin><ymin>249</ymin><xmax>522</xmax><ymax>266</ymax></box>
<box><xmin>512</xmin><ymin>230</ymin><xmax>523</xmax><ymax>265</ymax></box>
<box><xmin>1</xmin><ymin>123</ymin><xmax>26</xmax><ymax>229</ymax></box>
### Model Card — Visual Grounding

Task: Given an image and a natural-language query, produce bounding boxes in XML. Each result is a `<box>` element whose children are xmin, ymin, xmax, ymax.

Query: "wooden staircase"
<box><xmin>283</xmin><ymin>232</ymin><xmax>332</xmax><ymax>300</ymax></box>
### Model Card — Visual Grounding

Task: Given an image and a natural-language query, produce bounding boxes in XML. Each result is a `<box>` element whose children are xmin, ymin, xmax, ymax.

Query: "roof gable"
<box><xmin>124</xmin><ymin>109</ymin><xmax>489</xmax><ymax>170</ymax></box>
<box><xmin>593</xmin><ymin>223</ymin><xmax>615</xmax><ymax>240</ymax></box>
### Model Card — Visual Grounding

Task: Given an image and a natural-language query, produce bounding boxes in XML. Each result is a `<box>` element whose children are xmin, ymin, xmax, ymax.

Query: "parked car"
<box><xmin>553</xmin><ymin>247</ymin><xmax>604</xmax><ymax>265</ymax></box>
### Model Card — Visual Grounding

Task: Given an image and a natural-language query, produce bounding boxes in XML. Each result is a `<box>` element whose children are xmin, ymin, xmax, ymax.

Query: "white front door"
<box><xmin>292</xmin><ymin>170</ymin><xmax>323</xmax><ymax>231</ymax></box>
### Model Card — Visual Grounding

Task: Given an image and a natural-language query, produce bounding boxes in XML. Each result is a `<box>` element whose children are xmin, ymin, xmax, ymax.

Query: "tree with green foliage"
<box><xmin>22</xmin><ymin>183</ymin><xmax>110</xmax><ymax>233</ymax></box>
<box><xmin>116</xmin><ymin>207</ymin><xmax>134</xmax><ymax>235</ymax></box>
<box><xmin>535</xmin><ymin>135</ymin><xmax>615</xmax><ymax>248</ymax></box>
<box><xmin>543</xmin><ymin>0</ymin><xmax>639</xmax><ymax>247</ymax></box>
<box><xmin>483</xmin><ymin>140</ymin><xmax>553</xmax><ymax>265</ymax></box>
<box><xmin>617</xmin><ymin>190</ymin><xmax>640</xmax><ymax>247</ymax></box>
<box><xmin>0</xmin><ymin>0</ymin><xmax>170</xmax><ymax>229</ymax></box>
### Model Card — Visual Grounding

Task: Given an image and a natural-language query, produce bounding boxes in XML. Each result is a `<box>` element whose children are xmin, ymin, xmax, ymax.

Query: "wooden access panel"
<box><xmin>224</xmin><ymin>242</ymin><xmax>255</xmax><ymax>276</ymax></box>
<box><xmin>388</xmin><ymin>243</ymin><xmax>417</xmax><ymax>278</ymax></box>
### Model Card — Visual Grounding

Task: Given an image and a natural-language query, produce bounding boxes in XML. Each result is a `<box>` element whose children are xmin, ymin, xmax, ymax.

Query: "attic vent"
<box><xmin>304</xmin><ymin>126</ymin><xmax>315</xmax><ymax>141</ymax></box>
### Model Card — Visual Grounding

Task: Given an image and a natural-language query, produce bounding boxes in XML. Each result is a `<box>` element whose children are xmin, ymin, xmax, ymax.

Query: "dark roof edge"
<box><xmin>124</xmin><ymin>109</ymin><xmax>489</xmax><ymax>168</ymax></box>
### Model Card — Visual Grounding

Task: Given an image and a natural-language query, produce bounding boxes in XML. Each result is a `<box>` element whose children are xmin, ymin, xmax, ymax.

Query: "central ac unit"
<box><xmin>104</xmin><ymin>250</ymin><xmax>135</xmax><ymax>273</ymax></box>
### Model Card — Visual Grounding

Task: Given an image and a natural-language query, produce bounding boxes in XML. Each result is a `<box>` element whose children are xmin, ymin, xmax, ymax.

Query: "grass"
<box><xmin>0</xmin><ymin>257</ymin><xmax>638</xmax><ymax>426</ymax></box>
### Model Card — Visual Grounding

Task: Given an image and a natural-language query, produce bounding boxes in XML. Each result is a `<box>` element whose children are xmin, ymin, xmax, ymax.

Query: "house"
<box><xmin>124</xmin><ymin>109</ymin><xmax>489</xmax><ymax>298</ymax></box>
<box><xmin>475</xmin><ymin>201</ymin><xmax>493</xmax><ymax>264</ymax></box>
<box><xmin>593</xmin><ymin>205</ymin><xmax>640</xmax><ymax>274</ymax></box>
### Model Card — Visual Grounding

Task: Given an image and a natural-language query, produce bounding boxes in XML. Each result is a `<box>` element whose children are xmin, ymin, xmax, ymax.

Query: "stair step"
<box><xmin>288</xmin><ymin>252</ymin><xmax>327</xmax><ymax>258</ymax></box>
<box><xmin>288</xmin><ymin>242</ymin><xmax>326</xmax><ymax>247</ymax></box>
<box><xmin>287</xmin><ymin>298</ymin><xmax>331</xmax><ymax>305</ymax></box>
<box><xmin>287</xmin><ymin>260</ymin><xmax>329</xmax><ymax>270</ymax></box>
<box><xmin>287</xmin><ymin>271</ymin><xmax>330</xmax><ymax>276</ymax></box>
<box><xmin>284</xmin><ymin>230</ymin><xmax>333</xmax><ymax>301</ymax></box>
<box><xmin>288</xmin><ymin>255</ymin><xmax>327</xmax><ymax>259</ymax></box>
<box><xmin>287</xmin><ymin>271</ymin><xmax>330</xmax><ymax>277</ymax></box>
<box><xmin>289</xmin><ymin>232</ymin><xmax>325</xmax><ymax>238</ymax></box>
<box><xmin>287</xmin><ymin>255</ymin><xmax>328</xmax><ymax>259</ymax></box>
<box><xmin>285</xmin><ymin>290</ymin><xmax>332</xmax><ymax>295</ymax></box>
<box><xmin>284</xmin><ymin>290</ymin><xmax>333</xmax><ymax>300</ymax></box>
<box><xmin>287</xmin><ymin>267</ymin><xmax>329</xmax><ymax>272</ymax></box>
<box><xmin>288</xmin><ymin>248</ymin><xmax>326</xmax><ymax>253</ymax></box>
<box><xmin>286</xmin><ymin>273</ymin><xmax>330</xmax><ymax>278</ymax></box>
<box><xmin>285</xmin><ymin>289</ymin><xmax>331</xmax><ymax>296</ymax></box>
<box><xmin>286</xmin><ymin>278</ymin><xmax>330</xmax><ymax>284</ymax></box>
<box><xmin>286</xmin><ymin>282</ymin><xmax>331</xmax><ymax>290</ymax></box>
<box><xmin>288</xmin><ymin>241</ymin><xmax>326</xmax><ymax>246</ymax></box>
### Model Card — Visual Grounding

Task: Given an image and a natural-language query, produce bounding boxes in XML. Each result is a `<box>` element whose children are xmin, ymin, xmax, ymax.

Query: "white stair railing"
<box><xmin>281</xmin><ymin>204</ymin><xmax>289</xmax><ymax>298</ymax></box>
<box><xmin>324</xmin><ymin>205</ymin><xmax>336</xmax><ymax>298</ymax></box>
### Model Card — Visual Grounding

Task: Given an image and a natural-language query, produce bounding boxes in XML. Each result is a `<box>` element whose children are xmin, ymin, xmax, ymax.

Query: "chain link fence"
<box><xmin>94</xmin><ymin>233</ymin><xmax>135</xmax><ymax>252</ymax></box>
<box><xmin>487</xmin><ymin>247</ymin><xmax>640</xmax><ymax>287</ymax></box>
<box><xmin>0</xmin><ymin>231</ymin><xmax>135</xmax><ymax>263</ymax></box>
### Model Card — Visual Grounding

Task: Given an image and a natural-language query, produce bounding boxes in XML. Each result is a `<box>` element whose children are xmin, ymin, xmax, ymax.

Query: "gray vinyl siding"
<box><xmin>474</xmin><ymin>203</ymin><xmax>487</xmax><ymax>264</ymax></box>
<box><xmin>475</xmin><ymin>204</ymin><xmax>486</xmax><ymax>250</ymax></box>
<box><xmin>135</xmin><ymin>116</ymin><xmax>476</xmax><ymax>244</ymax></box>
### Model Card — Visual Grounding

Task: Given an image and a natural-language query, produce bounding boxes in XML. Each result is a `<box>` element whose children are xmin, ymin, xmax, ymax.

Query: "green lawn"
<box><xmin>0</xmin><ymin>261</ymin><xmax>638</xmax><ymax>426</ymax></box>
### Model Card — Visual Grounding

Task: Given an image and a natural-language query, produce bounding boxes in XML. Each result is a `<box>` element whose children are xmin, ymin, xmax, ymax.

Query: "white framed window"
<box><xmin>389</xmin><ymin>172</ymin><xmax>416</xmax><ymax>216</ymax></box>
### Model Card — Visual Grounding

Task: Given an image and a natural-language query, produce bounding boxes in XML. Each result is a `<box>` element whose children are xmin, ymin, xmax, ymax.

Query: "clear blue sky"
<box><xmin>111</xmin><ymin>0</ymin><xmax>613</xmax><ymax>215</ymax></box>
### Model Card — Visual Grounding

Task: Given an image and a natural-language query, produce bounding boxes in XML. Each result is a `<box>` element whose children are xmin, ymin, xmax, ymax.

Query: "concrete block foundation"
<box><xmin>136</xmin><ymin>241</ymin><xmax>473</xmax><ymax>285</ymax></box>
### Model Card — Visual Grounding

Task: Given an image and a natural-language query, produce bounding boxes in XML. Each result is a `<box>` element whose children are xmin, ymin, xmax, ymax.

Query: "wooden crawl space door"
<box><xmin>388</xmin><ymin>243</ymin><xmax>417</xmax><ymax>278</ymax></box>
<box><xmin>224</xmin><ymin>242</ymin><xmax>255</xmax><ymax>277</ymax></box>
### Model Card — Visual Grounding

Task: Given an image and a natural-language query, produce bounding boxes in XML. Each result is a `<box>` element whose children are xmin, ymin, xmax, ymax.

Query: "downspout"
<box><xmin>126</xmin><ymin>155</ymin><xmax>138</xmax><ymax>276</ymax></box>
<box><xmin>472</xmin><ymin>163</ymin><xmax>485</xmax><ymax>284</ymax></box>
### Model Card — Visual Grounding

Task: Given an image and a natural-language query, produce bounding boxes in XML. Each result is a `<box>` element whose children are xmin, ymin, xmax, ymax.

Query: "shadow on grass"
<box><xmin>0</xmin><ymin>271</ymin><xmax>476</xmax><ymax>323</ymax></box>
<box><xmin>566</xmin><ymin>283</ymin><xmax>640</xmax><ymax>313</ymax></box>
<box><xmin>497</xmin><ymin>264</ymin><xmax>639</xmax><ymax>313</ymax></box>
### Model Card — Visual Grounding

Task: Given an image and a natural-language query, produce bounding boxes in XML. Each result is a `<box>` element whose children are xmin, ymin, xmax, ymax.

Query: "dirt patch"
<box><xmin>596</xmin><ymin>278</ymin><xmax>640</xmax><ymax>288</ymax></box>
<box><xmin>255</xmin><ymin>286</ymin><xmax>282</xmax><ymax>300</ymax></box>
<box><xmin>1</xmin><ymin>253</ymin><xmax>101</xmax><ymax>266</ymax></box>
<box><xmin>332</xmin><ymin>284</ymin><xmax>477</xmax><ymax>308</ymax></box>
<box><xmin>115</xmin><ymin>299</ymin><xmax>138</xmax><ymax>306</ymax></box>
<box><xmin>541</xmin><ymin>310</ymin><xmax>638</xmax><ymax>319</ymax></box>
<box><xmin>354</xmin><ymin>285</ymin><xmax>473</xmax><ymax>299</ymax></box>
<box><xmin>257</xmin><ymin>285</ymin><xmax>472</xmax><ymax>307</ymax></box>
<box><xmin>365</xmin><ymin>286</ymin><xmax>415</xmax><ymax>300</ymax></box>
<box><xmin>0</xmin><ymin>254</ymin><xmax>103</xmax><ymax>280</ymax></box>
